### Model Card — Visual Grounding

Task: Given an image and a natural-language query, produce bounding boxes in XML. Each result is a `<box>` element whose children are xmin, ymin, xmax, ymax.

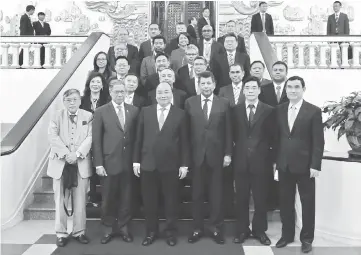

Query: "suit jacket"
<box><xmin>327</xmin><ymin>13</ymin><xmax>350</xmax><ymax>35</ymax></box>
<box><xmin>170</xmin><ymin>48</ymin><xmax>187</xmax><ymax>74</ymax></box>
<box><xmin>197</xmin><ymin>17</ymin><xmax>215</xmax><ymax>38</ymax></box>
<box><xmin>176</xmin><ymin>65</ymin><xmax>197</xmax><ymax>96</ymax></box>
<box><xmin>140</xmin><ymin>55</ymin><xmax>156</xmax><ymax>85</ymax></box>
<box><xmin>218</xmin><ymin>84</ymin><xmax>245</xmax><ymax>107</ymax></box>
<box><xmin>148</xmin><ymin>88</ymin><xmax>187</xmax><ymax>109</ymax></box>
<box><xmin>187</xmin><ymin>24</ymin><xmax>197</xmax><ymax>42</ymax></box>
<box><xmin>33</xmin><ymin>21</ymin><xmax>51</xmax><ymax>35</ymax></box>
<box><xmin>144</xmin><ymin>72</ymin><xmax>160</xmax><ymax>93</ymax></box>
<box><xmin>198</xmin><ymin>39</ymin><xmax>225</xmax><ymax>64</ymax></box>
<box><xmin>139</xmin><ymin>39</ymin><xmax>152</xmax><ymax>61</ymax></box>
<box><xmin>47</xmin><ymin>109</ymin><xmax>93</xmax><ymax>179</ymax></box>
<box><xmin>276</xmin><ymin>101</ymin><xmax>324</xmax><ymax>174</ymax></box>
<box><xmin>258</xmin><ymin>82</ymin><xmax>289</xmax><ymax>107</ymax></box>
<box><xmin>217</xmin><ymin>35</ymin><xmax>247</xmax><ymax>54</ymax></box>
<box><xmin>165</xmin><ymin>37</ymin><xmax>179</xmax><ymax>56</ymax></box>
<box><xmin>251</xmin><ymin>13</ymin><xmax>274</xmax><ymax>35</ymax></box>
<box><xmin>133</xmin><ymin>105</ymin><xmax>189</xmax><ymax>172</ymax></box>
<box><xmin>132</xmin><ymin>93</ymin><xmax>147</xmax><ymax>108</ymax></box>
<box><xmin>80</xmin><ymin>95</ymin><xmax>110</xmax><ymax>114</ymax></box>
<box><xmin>20</xmin><ymin>14</ymin><xmax>34</xmax><ymax>35</ymax></box>
<box><xmin>185</xmin><ymin>95</ymin><xmax>232</xmax><ymax>169</ymax></box>
<box><xmin>92</xmin><ymin>102</ymin><xmax>139</xmax><ymax>175</ymax></box>
<box><xmin>261</xmin><ymin>78</ymin><xmax>271</xmax><ymax>86</ymax></box>
<box><xmin>108</xmin><ymin>44</ymin><xmax>139</xmax><ymax>74</ymax></box>
<box><xmin>232</xmin><ymin>101</ymin><xmax>276</xmax><ymax>173</ymax></box>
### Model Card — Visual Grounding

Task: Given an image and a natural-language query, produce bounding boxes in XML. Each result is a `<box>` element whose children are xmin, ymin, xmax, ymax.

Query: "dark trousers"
<box><xmin>101</xmin><ymin>172</ymin><xmax>132</xmax><ymax>234</ymax></box>
<box><xmin>40</xmin><ymin>44</ymin><xmax>45</xmax><ymax>66</ymax></box>
<box><xmin>192</xmin><ymin>160</ymin><xmax>223</xmax><ymax>232</ymax></box>
<box><xmin>234</xmin><ymin>171</ymin><xmax>268</xmax><ymax>235</ymax></box>
<box><xmin>19</xmin><ymin>49</ymin><xmax>24</xmax><ymax>66</ymax></box>
<box><xmin>267</xmin><ymin>161</ymin><xmax>279</xmax><ymax>209</ymax></box>
<box><xmin>279</xmin><ymin>170</ymin><xmax>315</xmax><ymax>243</ymax></box>
<box><xmin>88</xmin><ymin>167</ymin><xmax>100</xmax><ymax>203</ymax></box>
<box><xmin>141</xmin><ymin>170</ymin><xmax>179</xmax><ymax>235</ymax></box>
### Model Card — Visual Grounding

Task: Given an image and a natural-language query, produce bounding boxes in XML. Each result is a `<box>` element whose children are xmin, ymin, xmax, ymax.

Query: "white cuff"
<box><xmin>133</xmin><ymin>163</ymin><xmax>140</xmax><ymax>167</ymax></box>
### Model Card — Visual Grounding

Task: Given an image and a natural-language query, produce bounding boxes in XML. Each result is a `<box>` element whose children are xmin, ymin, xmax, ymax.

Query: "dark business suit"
<box><xmin>139</xmin><ymin>39</ymin><xmax>153</xmax><ymax>62</ymax></box>
<box><xmin>33</xmin><ymin>21</ymin><xmax>51</xmax><ymax>66</ymax></box>
<box><xmin>217</xmin><ymin>35</ymin><xmax>247</xmax><ymax>54</ymax></box>
<box><xmin>133</xmin><ymin>105</ymin><xmax>189</xmax><ymax>234</ymax></box>
<box><xmin>232</xmin><ymin>102</ymin><xmax>276</xmax><ymax>235</ymax></box>
<box><xmin>187</xmin><ymin>24</ymin><xmax>197</xmax><ymax>42</ymax></box>
<box><xmin>251</xmin><ymin>13</ymin><xmax>274</xmax><ymax>35</ymax></box>
<box><xmin>219</xmin><ymin>84</ymin><xmax>245</xmax><ymax>107</ymax></box>
<box><xmin>197</xmin><ymin>17</ymin><xmax>215</xmax><ymax>38</ymax></box>
<box><xmin>198</xmin><ymin>39</ymin><xmax>225</xmax><ymax>64</ymax></box>
<box><xmin>176</xmin><ymin>65</ymin><xmax>197</xmax><ymax>96</ymax></box>
<box><xmin>130</xmin><ymin>94</ymin><xmax>147</xmax><ymax>108</ymax></box>
<box><xmin>148</xmin><ymin>88</ymin><xmax>187</xmax><ymax>109</ymax></box>
<box><xmin>108</xmin><ymin>44</ymin><xmax>139</xmax><ymax>75</ymax></box>
<box><xmin>327</xmin><ymin>13</ymin><xmax>350</xmax><ymax>35</ymax></box>
<box><xmin>276</xmin><ymin>101</ymin><xmax>324</xmax><ymax>243</ymax></box>
<box><xmin>19</xmin><ymin>14</ymin><xmax>34</xmax><ymax>66</ymax></box>
<box><xmin>261</xmin><ymin>78</ymin><xmax>272</xmax><ymax>86</ymax></box>
<box><xmin>185</xmin><ymin>95</ymin><xmax>232</xmax><ymax>232</ymax></box>
<box><xmin>92</xmin><ymin>102</ymin><xmax>139</xmax><ymax>232</ymax></box>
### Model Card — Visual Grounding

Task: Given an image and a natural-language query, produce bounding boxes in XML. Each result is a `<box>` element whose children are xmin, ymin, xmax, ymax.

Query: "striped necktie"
<box><xmin>117</xmin><ymin>105</ymin><xmax>125</xmax><ymax>129</ymax></box>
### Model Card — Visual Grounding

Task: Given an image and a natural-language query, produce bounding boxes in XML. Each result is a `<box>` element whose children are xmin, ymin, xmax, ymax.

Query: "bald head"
<box><xmin>156</xmin><ymin>82</ymin><xmax>173</xmax><ymax>107</ymax></box>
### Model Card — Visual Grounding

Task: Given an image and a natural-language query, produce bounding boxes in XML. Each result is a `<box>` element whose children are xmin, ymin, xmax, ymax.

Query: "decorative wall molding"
<box><xmin>283</xmin><ymin>5</ymin><xmax>305</xmax><ymax>21</ymax></box>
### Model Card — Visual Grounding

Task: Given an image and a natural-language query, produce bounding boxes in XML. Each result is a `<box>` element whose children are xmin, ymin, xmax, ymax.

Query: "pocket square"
<box><xmin>82</xmin><ymin>121</ymin><xmax>87</xmax><ymax>125</ymax></box>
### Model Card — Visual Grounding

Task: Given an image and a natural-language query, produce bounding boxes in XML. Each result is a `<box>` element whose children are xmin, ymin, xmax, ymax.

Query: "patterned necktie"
<box><xmin>288</xmin><ymin>106</ymin><xmax>297</xmax><ymax>131</ymax></box>
<box><xmin>234</xmin><ymin>86</ymin><xmax>240</xmax><ymax>104</ymax></box>
<box><xmin>276</xmin><ymin>85</ymin><xmax>281</xmax><ymax>103</ymax></box>
<box><xmin>228</xmin><ymin>52</ymin><xmax>234</xmax><ymax>66</ymax></box>
<box><xmin>69</xmin><ymin>114</ymin><xmax>76</xmax><ymax>124</ymax></box>
<box><xmin>117</xmin><ymin>105</ymin><xmax>125</xmax><ymax>129</ymax></box>
<box><xmin>335</xmin><ymin>14</ymin><xmax>339</xmax><ymax>34</ymax></box>
<box><xmin>159</xmin><ymin>107</ymin><xmax>166</xmax><ymax>130</ymax></box>
<box><xmin>189</xmin><ymin>65</ymin><xmax>194</xmax><ymax>79</ymax></box>
<box><xmin>248</xmin><ymin>104</ymin><xmax>255</xmax><ymax>126</ymax></box>
<box><xmin>203</xmin><ymin>98</ymin><xmax>210</xmax><ymax>121</ymax></box>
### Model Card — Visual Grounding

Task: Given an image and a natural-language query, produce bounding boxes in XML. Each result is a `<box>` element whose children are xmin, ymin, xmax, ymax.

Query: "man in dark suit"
<box><xmin>114</xmin><ymin>56</ymin><xmax>130</xmax><ymax>85</ymax></box>
<box><xmin>258</xmin><ymin>61</ymin><xmax>289</xmax><ymax>211</ymax></box>
<box><xmin>185</xmin><ymin>71</ymin><xmax>232</xmax><ymax>245</ymax></box>
<box><xmin>124</xmin><ymin>73</ymin><xmax>146</xmax><ymax>108</ymax></box>
<box><xmin>33</xmin><ymin>12</ymin><xmax>51</xmax><ymax>66</ymax></box>
<box><xmin>217</xmin><ymin>20</ymin><xmax>246</xmax><ymax>54</ymax></box>
<box><xmin>198</xmin><ymin>7</ymin><xmax>215</xmax><ymax>39</ymax></box>
<box><xmin>251</xmin><ymin>2</ymin><xmax>274</xmax><ymax>35</ymax></box>
<box><xmin>198</xmin><ymin>25</ymin><xmax>224</xmax><ymax>67</ymax></box>
<box><xmin>144</xmin><ymin>52</ymin><xmax>170</xmax><ymax>92</ymax></box>
<box><xmin>232</xmin><ymin>76</ymin><xmax>275</xmax><ymax>245</ymax></box>
<box><xmin>133</xmin><ymin>82</ymin><xmax>189</xmax><ymax>247</ymax></box>
<box><xmin>92</xmin><ymin>82</ymin><xmax>139</xmax><ymax>244</ymax></box>
<box><xmin>187</xmin><ymin>17</ymin><xmax>198</xmax><ymax>43</ymax></box>
<box><xmin>19</xmin><ymin>5</ymin><xmax>35</xmax><ymax>66</ymax></box>
<box><xmin>275</xmin><ymin>76</ymin><xmax>324</xmax><ymax>254</ymax></box>
<box><xmin>139</xmin><ymin>23</ymin><xmax>161</xmax><ymax>62</ymax></box>
<box><xmin>148</xmin><ymin>68</ymin><xmax>187</xmax><ymax>109</ymax></box>
<box><xmin>250</xmin><ymin>61</ymin><xmax>271</xmax><ymax>86</ymax></box>
<box><xmin>213</xmin><ymin>33</ymin><xmax>250</xmax><ymax>90</ymax></box>
<box><xmin>165</xmin><ymin>22</ymin><xmax>189</xmax><ymax>55</ymax></box>
<box><xmin>219</xmin><ymin>64</ymin><xmax>245</xmax><ymax>107</ymax></box>
<box><xmin>327</xmin><ymin>1</ymin><xmax>350</xmax><ymax>35</ymax></box>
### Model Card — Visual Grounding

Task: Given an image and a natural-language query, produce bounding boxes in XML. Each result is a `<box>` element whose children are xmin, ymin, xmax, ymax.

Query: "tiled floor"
<box><xmin>1</xmin><ymin>220</ymin><xmax>361</xmax><ymax>255</ymax></box>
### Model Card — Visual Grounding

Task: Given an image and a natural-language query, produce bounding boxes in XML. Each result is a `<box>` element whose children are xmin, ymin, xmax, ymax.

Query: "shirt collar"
<box><xmin>245</xmin><ymin>100</ymin><xmax>258</xmax><ymax>109</ymax></box>
<box><xmin>157</xmin><ymin>103</ymin><xmax>171</xmax><ymax>111</ymax></box>
<box><xmin>289</xmin><ymin>99</ymin><xmax>303</xmax><ymax>110</ymax></box>
<box><xmin>127</xmin><ymin>92</ymin><xmax>134</xmax><ymax>98</ymax></box>
<box><xmin>232</xmin><ymin>82</ymin><xmax>242</xmax><ymax>89</ymax></box>
<box><xmin>201</xmin><ymin>93</ymin><xmax>214</xmax><ymax>102</ymax></box>
<box><xmin>68</xmin><ymin>110</ymin><xmax>78</xmax><ymax>116</ymax></box>
<box><xmin>227</xmin><ymin>50</ymin><xmax>236</xmax><ymax>55</ymax></box>
<box><xmin>335</xmin><ymin>11</ymin><xmax>340</xmax><ymax>16</ymax></box>
<box><xmin>274</xmin><ymin>81</ymin><xmax>285</xmax><ymax>90</ymax></box>
<box><xmin>203</xmin><ymin>39</ymin><xmax>212</xmax><ymax>44</ymax></box>
<box><xmin>112</xmin><ymin>101</ymin><xmax>124</xmax><ymax>109</ymax></box>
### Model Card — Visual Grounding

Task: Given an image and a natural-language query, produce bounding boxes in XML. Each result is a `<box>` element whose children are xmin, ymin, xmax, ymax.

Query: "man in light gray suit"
<box><xmin>327</xmin><ymin>1</ymin><xmax>350</xmax><ymax>35</ymax></box>
<box><xmin>47</xmin><ymin>89</ymin><xmax>93</xmax><ymax>247</ymax></box>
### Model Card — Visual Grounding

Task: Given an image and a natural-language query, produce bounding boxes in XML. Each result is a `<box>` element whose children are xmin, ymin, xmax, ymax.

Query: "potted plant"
<box><xmin>322</xmin><ymin>91</ymin><xmax>361</xmax><ymax>158</ymax></box>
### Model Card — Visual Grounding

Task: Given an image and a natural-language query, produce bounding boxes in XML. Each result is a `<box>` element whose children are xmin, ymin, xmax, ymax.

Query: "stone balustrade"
<box><xmin>268</xmin><ymin>36</ymin><xmax>361</xmax><ymax>69</ymax></box>
<box><xmin>0</xmin><ymin>36</ymin><xmax>87</xmax><ymax>69</ymax></box>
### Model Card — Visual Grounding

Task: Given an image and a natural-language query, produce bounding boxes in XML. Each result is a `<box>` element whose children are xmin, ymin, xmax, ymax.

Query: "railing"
<box><xmin>268</xmin><ymin>35</ymin><xmax>361</xmax><ymax>69</ymax></box>
<box><xmin>0</xmin><ymin>36</ymin><xmax>87</xmax><ymax>69</ymax></box>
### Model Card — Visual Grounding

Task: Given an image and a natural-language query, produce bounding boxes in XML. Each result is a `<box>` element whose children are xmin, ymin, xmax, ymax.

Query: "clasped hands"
<box><xmin>65</xmin><ymin>152</ymin><xmax>77</xmax><ymax>164</ymax></box>
<box><xmin>133</xmin><ymin>165</ymin><xmax>188</xmax><ymax>179</ymax></box>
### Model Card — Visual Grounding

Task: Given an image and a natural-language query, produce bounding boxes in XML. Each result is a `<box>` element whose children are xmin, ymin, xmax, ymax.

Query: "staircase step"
<box><xmin>33</xmin><ymin>188</ymin><xmax>54</xmax><ymax>203</ymax></box>
<box><xmin>41</xmin><ymin>175</ymin><xmax>53</xmax><ymax>190</ymax></box>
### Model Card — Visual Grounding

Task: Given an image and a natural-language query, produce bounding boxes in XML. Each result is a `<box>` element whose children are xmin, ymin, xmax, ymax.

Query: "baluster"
<box><xmin>319</xmin><ymin>43</ymin><xmax>329</xmax><ymax>68</ymax></box>
<box><xmin>10</xmin><ymin>43</ymin><xmax>21</xmax><ymax>68</ymax></box>
<box><xmin>308</xmin><ymin>42</ymin><xmax>317</xmax><ymax>68</ymax></box>
<box><xmin>32</xmin><ymin>44</ymin><xmax>42</xmax><ymax>68</ymax></box>
<box><xmin>20</xmin><ymin>43</ymin><xmax>31</xmax><ymax>68</ymax></box>
<box><xmin>340</xmin><ymin>42</ymin><xmax>350</xmax><ymax>68</ymax></box>
<box><xmin>297</xmin><ymin>42</ymin><xmax>306</xmax><ymax>68</ymax></box>
<box><xmin>43</xmin><ymin>44</ymin><xmax>53</xmax><ymax>68</ymax></box>
<box><xmin>286</xmin><ymin>43</ymin><xmax>295</xmax><ymax>68</ymax></box>
<box><xmin>53</xmin><ymin>44</ymin><xmax>63</xmax><ymax>68</ymax></box>
<box><xmin>351</xmin><ymin>42</ymin><xmax>361</xmax><ymax>68</ymax></box>
<box><xmin>329</xmin><ymin>43</ymin><xmax>339</xmax><ymax>68</ymax></box>
<box><xmin>65</xmin><ymin>43</ymin><xmax>74</xmax><ymax>63</ymax></box>
<box><xmin>1</xmin><ymin>44</ymin><xmax>10</xmax><ymax>68</ymax></box>
<box><xmin>275</xmin><ymin>43</ymin><xmax>283</xmax><ymax>61</ymax></box>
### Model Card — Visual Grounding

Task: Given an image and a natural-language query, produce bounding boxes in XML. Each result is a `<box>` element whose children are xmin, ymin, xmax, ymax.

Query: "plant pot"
<box><xmin>346</xmin><ymin>121</ymin><xmax>361</xmax><ymax>158</ymax></box>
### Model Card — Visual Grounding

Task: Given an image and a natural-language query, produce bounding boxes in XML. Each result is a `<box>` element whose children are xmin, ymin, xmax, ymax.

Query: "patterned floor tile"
<box><xmin>22</xmin><ymin>244</ymin><xmax>57</xmax><ymax>255</ymax></box>
<box><xmin>243</xmin><ymin>246</ymin><xmax>274</xmax><ymax>255</ymax></box>
<box><xmin>1</xmin><ymin>244</ymin><xmax>32</xmax><ymax>255</ymax></box>
<box><xmin>34</xmin><ymin>234</ymin><xmax>57</xmax><ymax>244</ymax></box>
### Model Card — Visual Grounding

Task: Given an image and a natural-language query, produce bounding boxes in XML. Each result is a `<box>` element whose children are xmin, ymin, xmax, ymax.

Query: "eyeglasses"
<box><xmin>64</xmin><ymin>98</ymin><xmax>80</xmax><ymax>103</ymax></box>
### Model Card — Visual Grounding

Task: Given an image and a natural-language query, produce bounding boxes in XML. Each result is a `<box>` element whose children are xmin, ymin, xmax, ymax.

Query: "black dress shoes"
<box><xmin>119</xmin><ymin>232</ymin><xmax>133</xmax><ymax>243</ymax></box>
<box><xmin>210</xmin><ymin>231</ymin><xmax>225</xmax><ymax>244</ymax></box>
<box><xmin>142</xmin><ymin>233</ymin><xmax>157</xmax><ymax>246</ymax></box>
<box><xmin>276</xmin><ymin>237</ymin><xmax>293</xmax><ymax>248</ymax></box>
<box><xmin>233</xmin><ymin>232</ymin><xmax>251</xmax><ymax>244</ymax></box>
<box><xmin>188</xmin><ymin>231</ymin><xmax>203</xmax><ymax>243</ymax></box>
<box><xmin>74</xmin><ymin>234</ymin><xmax>89</xmax><ymax>244</ymax></box>
<box><xmin>56</xmin><ymin>237</ymin><xmax>67</xmax><ymax>247</ymax></box>
<box><xmin>301</xmin><ymin>242</ymin><xmax>313</xmax><ymax>253</ymax></box>
<box><xmin>253</xmin><ymin>232</ymin><xmax>271</xmax><ymax>246</ymax></box>
<box><xmin>166</xmin><ymin>235</ymin><xmax>177</xmax><ymax>246</ymax></box>
<box><xmin>100</xmin><ymin>234</ymin><xmax>113</xmax><ymax>244</ymax></box>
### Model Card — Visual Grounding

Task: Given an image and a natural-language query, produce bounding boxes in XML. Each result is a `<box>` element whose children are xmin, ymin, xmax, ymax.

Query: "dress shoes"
<box><xmin>301</xmin><ymin>242</ymin><xmax>313</xmax><ymax>253</ymax></box>
<box><xmin>253</xmin><ymin>232</ymin><xmax>271</xmax><ymax>246</ymax></box>
<box><xmin>74</xmin><ymin>234</ymin><xmax>89</xmax><ymax>244</ymax></box>
<box><xmin>119</xmin><ymin>232</ymin><xmax>133</xmax><ymax>243</ymax></box>
<box><xmin>142</xmin><ymin>233</ymin><xmax>157</xmax><ymax>246</ymax></box>
<box><xmin>166</xmin><ymin>235</ymin><xmax>177</xmax><ymax>246</ymax></box>
<box><xmin>56</xmin><ymin>237</ymin><xmax>67</xmax><ymax>247</ymax></box>
<box><xmin>100</xmin><ymin>233</ymin><xmax>113</xmax><ymax>244</ymax></box>
<box><xmin>276</xmin><ymin>237</ymin><xmax>293</xmax><ymax>248</ymax></box>
<box><xmin>210</xmin><ymin>231</ymin><xmax>225</xmax><ymax>245</ymax></box>
<box><xmin>188</xmin><ymin>231</ymin><xmax>203</xmax><ymax>243</ymax></box>
<box><xmin>233</xmin><ymin>231</ymin><xmax>251</xmax><ymax>244</ymax></box>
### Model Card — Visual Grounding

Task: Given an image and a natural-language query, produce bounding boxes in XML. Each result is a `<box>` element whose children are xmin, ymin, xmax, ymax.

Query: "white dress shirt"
<box><xmin>245</xmin><ymin>100</ymin><xmax>259</xmax><ymax>119</ymax></box>
<box><xmin>112</xmin><ymin>101</ymin><xmax>125</xmax><ymax>121</ymax></box>
<box><xmin>273</xmin><ymin>81</ymin><xmax>285</xmax><ymax>96</ymax></box>
<box><xmin>157</xmin><ymin>103</ymin><xmax>171</xmax><ymax>123</ymax></box>
<box><xmin>117</xmin><ymin>74</ymin><xmax>126</xmax><ymax>82</ymax></box>
<box><xmin>203</xmin><ymin>39</ymin><xmax>212</xmax><ymax>61</ymax></box>
<box><xmin>201</xmin><ymin>94</ymin><xmax>214</xmax><ymax>119</ymax></box>
<box><xmin>125</xmin><ymin>93</ymin><xmax>134</xmax><ymax>105</ymax></box>
<box><xmin>39</xmin><ymin>20</ymin><xmax>44</xmax><ymax>27</ymax></box>
<box><xmin>288</xmin><ymin>99</ymin><xmax>303</xmax><ymax>130</ymax></box>
<box><xmin>188</xmin><ymin>63</ymin><xmax>195</xmax><ymax>77</ymax></box>
<box><xmin>205</xmin><ymin>17</ymin><xmax>211</xmax><ymax>25</ymax></box>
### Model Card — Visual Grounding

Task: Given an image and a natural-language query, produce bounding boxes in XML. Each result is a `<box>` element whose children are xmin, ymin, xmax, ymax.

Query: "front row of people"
<box><xmin>48</xmin><ymin>71</ymin><xmax>324</xmax><ymax>254</ymax></box>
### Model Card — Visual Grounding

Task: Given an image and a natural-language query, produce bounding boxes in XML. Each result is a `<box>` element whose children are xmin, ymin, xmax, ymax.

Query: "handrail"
<box><xmin>0</xmin><ymin>32</ymin><xmax>107</xmax><ymax>156</ymax></box>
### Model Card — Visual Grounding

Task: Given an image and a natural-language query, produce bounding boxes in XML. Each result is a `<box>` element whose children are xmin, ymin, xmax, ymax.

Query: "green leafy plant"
<box><xmin>322</xmin><ymin>91</ymin><xmax>361</xmax><ymax>140</ymax></box>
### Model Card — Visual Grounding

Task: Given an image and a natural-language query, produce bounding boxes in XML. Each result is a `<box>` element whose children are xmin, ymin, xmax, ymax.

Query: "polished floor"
<box><xmin>1</xmin><ymin>220</ymin><xmax>360</xmax><ymax>255</ymax></box>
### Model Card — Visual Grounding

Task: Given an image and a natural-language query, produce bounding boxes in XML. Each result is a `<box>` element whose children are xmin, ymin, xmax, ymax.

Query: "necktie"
<box><xmin>234</xmin><ymin>86</ymin><xmax>240</xmax><ymax>104</ymax></box>
<box><xmin>189</xmin><ymin>65</ymin><xmax>194</xmax><ymax>79</ymax></box>
<box><xmin>69</xmin><ymin>114</ymin><xmax>76</xmax><ymax>124</ymax></box>
<box><xmin>117</xmin><ymin>105</ymin><xmax>125</xmax><ymax>129</ymax></box>
<box><xmin>248</xmin><ymin>104</ymin><xmax>255</xmax><ymax>126</ymax></box>
<box><xmin>195</xmin><ymin>77</ymin><xmax>200</xmax><ymax>95</ymax></box>
<box><xmin>203</xmin><ymin>98</ymin><xmax>210</xmax><ymax>121</ymax></box>
<box><xmin>288</xmin><ymin>106</ymin><xmax>297</xmax><ymax>131</ymax></box>
<box><xmin>262</xmin><ymin>14</ymin><xmax>266</xmax><ymax>32</ymax></box>
<box><xmin>276</xmin><ymin>85</ymin><xmax>281</xmax><ymax>103</ymax></box>
<box><xmin>159</xmin><ymin>107</ymin><xmax>166</xmax><ymax>130</ymax></box>
<box><xmin>228</xmin><ymin>52</ymin><xmax>234</xmax><ymax>66</ymax></box>
<box><xmin>335</xmin><ymin>14</ymin><xmax>339</xmax><ymax>33</ymax></box>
